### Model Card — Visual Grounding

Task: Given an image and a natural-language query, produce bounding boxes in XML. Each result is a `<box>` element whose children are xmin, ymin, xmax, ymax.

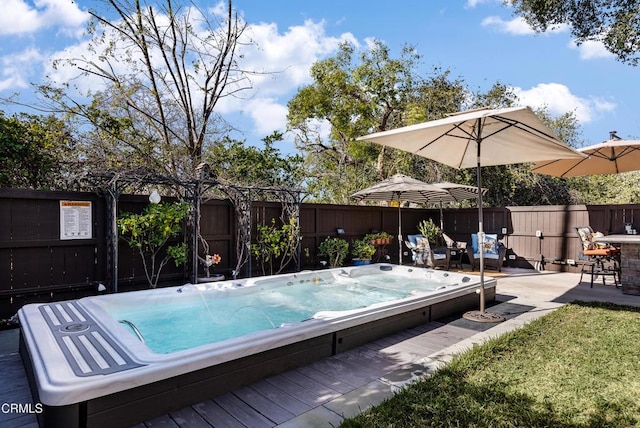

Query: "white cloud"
<box><xmin>511</xmin><ymin>82</ymin><xmax>616</xmax><ymax>123</ymax></box>
<box><xmin>465</xmin><ymin>0</ymin><xmax>500</xmax><ymax>9</ymax></box>
<box><xmin>481</xmin><ymin>15</ymin><xmax>569</xmax><ymax>36</ymax></box>
<box><xmin>243</xmin><ymin>98</ymin><xmax>289</xmax><ymax>136</ymax></box>
<box><xmin>218</xmin><ymin>19</ymin><xmax>356</xmax><ymax>130</ymax></box>
<box><xmin>0</xmin><ymin>48</ymin><xmax>45</xmax><ymax>91</ymax></box>
<box><xmin>236</xmin><ymin>19</ymin><xmax>356</xmax><ymax>96</ymax></box>
<box><xmin>481</xmin><ymin>16</ymin><xmax>536</xmax><ymax>35</ymax></box>
<box><xmin>0</xmin><ymin>0</ymin><xmax>88</xmax><ymax>36</ymax></box>
<box><xmin>568</xmin><ymin>39</ymin><xmax>614</xmax><ymax>60</ymax></box>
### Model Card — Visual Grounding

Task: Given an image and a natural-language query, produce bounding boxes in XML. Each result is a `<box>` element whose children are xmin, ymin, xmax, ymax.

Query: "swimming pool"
<box><xmin>19</xmin><ymin>264</ymin><xmax>496</xmax><ymax>427</ymax></box>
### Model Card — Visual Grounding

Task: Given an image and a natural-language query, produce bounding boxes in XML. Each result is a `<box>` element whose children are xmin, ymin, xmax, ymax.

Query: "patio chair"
<box><xmin>576</xmin><ymin>226</ymin><xmax>620</xmax><ymax>288</ymax></box>
<box><xmin>404</xmin><ymin>234</ymin><xmax>449</xmax><ymax>269</ymax></box>
<box><xmin>467</xmin><ymin>233</ymin><xmax>506</xmax><ymax>272</ymax></box>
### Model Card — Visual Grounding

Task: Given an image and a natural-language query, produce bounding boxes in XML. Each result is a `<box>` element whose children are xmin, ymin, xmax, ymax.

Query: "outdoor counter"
<box><xmin>594</xmin><ymin>234</ymin><xmax>640</xmax><ymax>295</ymax></box>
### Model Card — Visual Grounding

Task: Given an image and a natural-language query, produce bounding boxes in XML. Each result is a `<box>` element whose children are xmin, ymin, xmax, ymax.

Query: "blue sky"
<box><xmin>2</xmin><ymin>0</ymin><xmax>638</xmax><ymax>153</ymax></box>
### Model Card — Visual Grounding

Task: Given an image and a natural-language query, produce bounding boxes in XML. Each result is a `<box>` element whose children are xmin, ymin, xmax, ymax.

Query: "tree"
<box><xmin>31</xmin><ymin>0</ymin><xmax>251</xmax><ymax>178</ymax></box>
<box><xmin>508</xmin><ymin>0</ymin><xmax>640</xmax><ymax>65</ymax></box>
<box><xmin>0</xmin><ymin>112</ymin><xmax>74</xmax><ymax>189</ymax></box>
<box><xmin>118</xmin><ymin>201</ymin><xmax>190</xmax><ymax>288</ymax></box>
<box><xmin>287</xmin><ymin>40</ymin><xmax>470</xmax><ymax>203</ymax></box>
<box><xmin>206</xmin><ymin>131</ymin><xmax>304</xmax><ymax>188</ymax></box>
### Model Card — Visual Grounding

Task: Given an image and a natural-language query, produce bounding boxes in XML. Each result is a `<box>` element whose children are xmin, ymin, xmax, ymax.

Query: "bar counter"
<box><xmin>594</xmin><ymin>234</ymin><xmax>640</xmax><ymax>295</ymax></box>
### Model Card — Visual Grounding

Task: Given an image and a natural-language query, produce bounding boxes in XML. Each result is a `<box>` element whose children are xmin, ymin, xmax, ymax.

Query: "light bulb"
<box><xmin>149</xmin><ymin>189</ymin><xmax>161</xmax><ymax>204</ymax></box>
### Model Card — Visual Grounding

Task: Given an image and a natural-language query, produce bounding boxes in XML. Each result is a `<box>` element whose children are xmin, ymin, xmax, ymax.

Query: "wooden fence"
<box><xmin>2</xmin><ymin>187</ymin><xmax>640</xmax><ymax>319</ymax></box>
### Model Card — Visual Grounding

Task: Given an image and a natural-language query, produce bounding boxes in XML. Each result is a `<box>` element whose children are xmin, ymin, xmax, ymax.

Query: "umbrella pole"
<box><xmin>463</xmin><ymin>123</ymin><xmax>505</xmax><ymax>323</ymax></box>
<box><xmin>439</xmin><ymin>201</ymin><xmax>444</xmax><ymax>231</ymax></box>
<box><xmin>398</xmin><ymin>203</ymin><xmax>402</xmax><ymax>265</ymax></box>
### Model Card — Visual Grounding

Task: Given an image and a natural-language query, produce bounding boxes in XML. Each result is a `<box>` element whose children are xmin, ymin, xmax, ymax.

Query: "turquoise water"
<box><xmin>106</xmin><ymin>273</ymin><xmax>445</xmax><ymax>354</ymax></box>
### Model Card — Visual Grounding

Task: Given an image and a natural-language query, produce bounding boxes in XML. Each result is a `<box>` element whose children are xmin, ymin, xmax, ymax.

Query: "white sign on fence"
<box><xmin>60</xmin><ymin>201</ymin><xmax>92</xmax><ymax>240</ymax></box>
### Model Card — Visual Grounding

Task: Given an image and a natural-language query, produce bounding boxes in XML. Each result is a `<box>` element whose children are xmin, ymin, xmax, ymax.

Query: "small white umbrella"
<box><xmin>357</xmin><ymin>106</ymin><xmax>585</xmax><ymax>322</ymax></box>
<box><xmin>350</xmin><ymin>174</ymin><xmax>448</xmax><ymax>264</ymax></box>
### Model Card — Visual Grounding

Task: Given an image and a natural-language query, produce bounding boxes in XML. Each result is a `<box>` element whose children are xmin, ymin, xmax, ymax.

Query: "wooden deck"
<box><xmin>0</xmin><ymin>353</ymin><xmax>38</xmax><ymax>428</ymax></box>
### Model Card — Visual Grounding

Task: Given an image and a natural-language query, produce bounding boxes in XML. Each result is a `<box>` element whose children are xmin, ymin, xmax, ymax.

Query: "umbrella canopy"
<box><xmin>431</xmin><ymin>182</ymin><xmax>487</xmax><ymax>230</ymax></box>
<box><xmin>531</xmin><ymin>138</ymin><xmax>640</xmax><ymax>177</ymax></box>
<box><xmin>357</xmin><ymin>106</ymin><xmax>585</xmax><ymax>321</ymax></box>
<box><xmin>350</xmin><ymin>174</ymin><xmax>448</xmax><ymax>264</ymax></box>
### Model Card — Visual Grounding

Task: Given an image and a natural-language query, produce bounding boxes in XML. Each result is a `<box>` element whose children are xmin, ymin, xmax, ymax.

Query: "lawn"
<box><xmin>341</xmin><ymin>302</ymin><xmax>640</xmax><ymax>427</ymax></box>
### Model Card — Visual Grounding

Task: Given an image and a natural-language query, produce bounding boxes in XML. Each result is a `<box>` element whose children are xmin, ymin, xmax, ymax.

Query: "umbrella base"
<box><xmin>462</xmin><ymin>310</ymin><xmax>505</xmax><ymax>323</ymax></box>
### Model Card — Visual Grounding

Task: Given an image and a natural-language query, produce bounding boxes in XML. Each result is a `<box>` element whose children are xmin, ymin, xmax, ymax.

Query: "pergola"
<box><xmin>79</xmin><ymin>167</ymin><xmax>304</xmax><ymax>293</ymax></box>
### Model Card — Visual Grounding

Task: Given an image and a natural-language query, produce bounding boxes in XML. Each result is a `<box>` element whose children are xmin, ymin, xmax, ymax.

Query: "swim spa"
<box><xmin>19</xmin><ymin>264</ymin><xmax>496</xmax><ymax>428</ymax></box>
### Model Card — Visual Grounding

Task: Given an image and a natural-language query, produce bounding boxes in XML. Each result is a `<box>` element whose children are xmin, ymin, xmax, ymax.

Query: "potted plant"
<box><xmin>377</xmin><ymin>231</ymin><xmax>393</xmax><ymax>245</ymax></box>
<box><xmin>198</xmin><ymin>253</ymin><xmax>222</xmax><ymax>282</ymax></box>
<box><xmin>351</xmin><ymin>238</ymin><xmax>376</xmax><ymax>265</ymax></box>
<box><xmin>366</xmin><ymin>231</ymin><xmax>393</xmax><ymax>246</ymax></box>
<box><xmin>417</xmin><ymin>219</ymin><xmax>442</xmax><ymax>246</ymax></box>
<box><xmin>317</xmin><ymin>236</ymin><xmax>349</xmax><ymax>267</ymax></box>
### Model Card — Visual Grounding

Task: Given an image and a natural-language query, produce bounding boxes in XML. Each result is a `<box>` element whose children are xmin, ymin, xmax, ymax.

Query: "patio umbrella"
<box><xmin>357</xmin><ymin>106</ymin><xmax>585</xmax><ymax>322</ymax></box>
<box><xmin>531</xmin><ymin>135</ymin><xmax>640</xmax><ymax>177</ymax></box>
<box><xmin>430</xmin><ymin>182</ymin><xmax>487</xmax><ymax>230</ymax></box>
<box><xmin>350</xmin><ymin>174</ymin><xmax>449</xmax><ymax>264</ymax></box>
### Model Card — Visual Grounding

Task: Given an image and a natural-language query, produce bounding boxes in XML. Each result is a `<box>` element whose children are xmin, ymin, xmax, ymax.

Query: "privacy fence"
<box><xmin>2</xmin><ymin>187</ymin><xmax>640</xmax><ymax>318</ymax></box>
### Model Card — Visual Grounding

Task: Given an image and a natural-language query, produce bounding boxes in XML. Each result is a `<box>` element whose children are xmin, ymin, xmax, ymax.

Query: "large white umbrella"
<box><xmin>531</xmin><ymin>136</ymin><xmax>640</xmax><ymax>177</ymax></box>
<box><xmin>350</xmin><ymin>174</ymin><xmax>448</xmax><ymax>264</ymax></box>
<box><xmin>357</xmin><ymin>106</ymin><xmax>585</xmax><ymax>322</ymax></box>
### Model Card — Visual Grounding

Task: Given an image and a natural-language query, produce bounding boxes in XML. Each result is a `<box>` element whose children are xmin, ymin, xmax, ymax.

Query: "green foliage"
<box><xmin>0</xmin><ymin>112</ymin><xmax>72</xmax><ymax>189</ymax></box>
<box><xmin>118</xmin><ymin>202</ymin><xmax>190</xmax><ymax>288</ymax></box>
<box><xmin>207</xmin><ymin>132</ymin><xmax>304</xmax><ymax>188</ymax></box>
<box><xmin>417</xmin><ymin>219</ymin><xmax>441</xmax><ymax>245</ymax></box>
<box><xmin>251</xmin><ymin>217</ymin><xmax>301</xmax><ymax>275</ymax></box>
<box><xmin>508</xmin><ymin>0</ymin><xmax>640</xmax><ymax>66</ymax></box>
<box><xmin>317</xmin><ymin>237</ymin><xmax>349</xmax><ymax>267</ymax></box>
<box><xmin>351</xmin><ymin>238</ymin><xmax>376</xmax><ymax>260</ymax></box>
<box><xmin>567</xmin><ymin>171</ymin><xmax>640</xmax><ymax>204</ymax></box>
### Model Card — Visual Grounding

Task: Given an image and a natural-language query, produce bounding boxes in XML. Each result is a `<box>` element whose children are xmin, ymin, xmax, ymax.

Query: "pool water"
<box><xmin>103</xmin><ymin>271</ymin><xmax>450</xmax><ymax>354</ymax></box>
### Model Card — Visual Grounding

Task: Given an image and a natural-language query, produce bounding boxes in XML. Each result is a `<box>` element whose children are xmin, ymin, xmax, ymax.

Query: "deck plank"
<box><xmin>307</xmin><ymin>355</ymin><xmax>385</xmax><ymax>387</ymax></box>
<box><xmin>233</xmin><ymin>386</ymin><xmax>295</xmax><ymax>424</ymax></box>
<box><xmin>193</xmin><ymin>399</ymin><xmax>245</xmax><ymax>428</ymax></box>
<box><xmin>0</xmin><ymin>354</ymin><xmax>38</xmax><ymax>428</ymax></box>
<box><xmin>280</xmin><ymin>370</ymin><xmax>343</xmax><ymax>401</ymax></box>
<box><xmin>293</xmin><ymin>365</ymin><xmax>355</xmax><ymax>394</ymax></box>
<box><xmin>169</xmin><ymin>407</ymin><xmax>213</xmax><ymax>428</ymax></box>
<box><xmin>214</xmin><ymin>392</ymin><xmax>275</xmax><ymax>428</ymax></box>
<box><xmin>144</xmin><ymin>414</ymin><xmax>180</xmax><ymax>427</ymax></box>
<box><xmin>249</xmin><ymin>380</ymin><xmax>313</xmax><ymax>415</ymax></box>
<box><xmin>263</xmin><ymin>374</ymin><xmax>331</xmax><ymax>407</ymax></box>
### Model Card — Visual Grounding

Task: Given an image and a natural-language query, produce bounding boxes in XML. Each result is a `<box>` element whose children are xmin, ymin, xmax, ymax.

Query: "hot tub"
<box><xmin>19</xmin><ymin>264</ymin><xmax>496</xmax><ymax>428</ymax></box>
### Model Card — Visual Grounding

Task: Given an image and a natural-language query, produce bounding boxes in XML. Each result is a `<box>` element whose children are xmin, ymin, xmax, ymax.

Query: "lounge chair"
<box><xmin>467</xmin><ymin>233</ymin><xmax>506</xmax><ymax>272</ymax></box>
<box><xmin>576</xmin><ymin>226</ymin><xmax>620</xmax><ymax>288</ymax></box>
<box><xmin>404</xmin><ymin>234</ymin><xmax>449</xmax><ymax>269</ymax></box>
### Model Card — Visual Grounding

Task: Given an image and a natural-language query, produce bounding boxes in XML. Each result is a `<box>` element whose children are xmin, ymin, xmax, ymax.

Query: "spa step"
<box><xmin>38</xmin><ymin>301</ymin><xmax>144</xmax><ymax>377</ymax></box>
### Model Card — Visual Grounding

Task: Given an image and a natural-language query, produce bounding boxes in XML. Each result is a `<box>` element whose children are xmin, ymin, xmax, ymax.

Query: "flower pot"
<box><xmin>197</xmin><ymin>274</ymin><xmax>224</xmax><ymax>283</ymax></box>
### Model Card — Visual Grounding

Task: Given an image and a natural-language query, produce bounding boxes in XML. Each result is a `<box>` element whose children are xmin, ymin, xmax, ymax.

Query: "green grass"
<box><xmin>340</xmin><ymin>302</ymin><xmax>640</xmax><ymax>428</ymax></box>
